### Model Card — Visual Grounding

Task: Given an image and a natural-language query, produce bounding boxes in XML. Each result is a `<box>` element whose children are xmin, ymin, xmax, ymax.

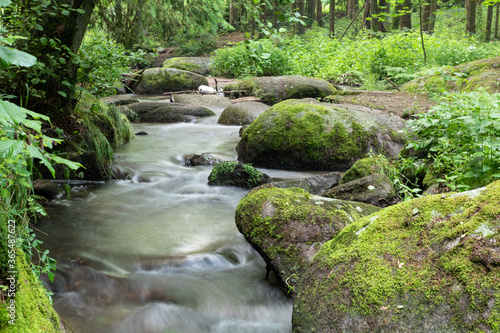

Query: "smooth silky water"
<box><xmin>36</xmin><ymin>98</ymin><xmax>321</xmax><ymax>333</ymax></box>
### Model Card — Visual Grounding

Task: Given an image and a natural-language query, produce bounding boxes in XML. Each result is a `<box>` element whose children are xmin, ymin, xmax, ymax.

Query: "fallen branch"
<box><xmin>385</xmin><ymin>78</ymin><xmax>401</xmax><ymax>91</ymax></box>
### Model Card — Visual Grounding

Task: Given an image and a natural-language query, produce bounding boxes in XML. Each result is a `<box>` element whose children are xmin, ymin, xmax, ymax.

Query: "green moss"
<box><xmin>0</xmin><ymin>248</ymin><xmax>63</xmax><ymax>332</ymax></box>
<box><xmin>340</xmin><ymin>156</ymin><xmax>389</xmax><ymax>184</ymax></box>
<box><xmin>294</xmin><ymin>181</ymin><xmax>500</xmax><ymax>331</ymax></box>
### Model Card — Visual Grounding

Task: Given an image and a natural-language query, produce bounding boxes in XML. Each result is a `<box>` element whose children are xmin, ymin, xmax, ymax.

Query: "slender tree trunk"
<box><xmin>363</xmin><ymin>0</ymin><xmax>371</xmax><ymax>30</ymax></box>
<box><xmin>391</xmin><ymin>1</ymin><xmax>402</xmax><ymax>30</ymax></box>
<box><xmin>422</xmin><ymin>1</ymin><xmax>431</xmax><ymax>32</ymax></box>
<box><xmin>400</xmin><ymin>0</ymin><xmax>412</xmax><ymax>30</ymax></box>
<box><xmin>429</xmin><ymin>0</ymin><xmax>437</xmax><ymax>33</ymax></box>
<box><xmin>347</xmin><ymin>0</ymin><xmax>357</xmax><ymax>18</ymax></box>
<box><xmin>308</xmin><ymin>0</ymin><xmax>315</xmax><ymax>26</ymax></box>
<box><xmin>329</xmin><ymin>0</ymin><xmax>336</xmax><ymax>37</ymax></box>
<box><xmin>370</xmin><ymin>0</ymin><xmax>379</xmax><ymax>32</ymax></box>
<box><xmin>115</xmin><ymin>0</ymin><xmax>123</xmax><ymax>44</ymax></box>
<box><xmin>316</xmin><ymin>0</ymin><xmax>323</xmax><ymax>25</ymax></box>
<box><xmin>486</xmin><ymin>3</ymin><xmax>494</xmax><ymax>41</ymax></box>
<box><xmin>296</xmin><ymin>0</ymin><xmax>306</xmax><ymax>34</ymax></box>
<box><xmin>466</xmin><ymin>0</ymin><xmax>476</xmax><ymax>34</ymax></box>
<box><xmin>229</xmin><ymin>1</ymin><xmax>239</xmax><ymax>28</ymax></box>
<box><xmin>495</xmin><ymin>2</ymin><xmax>499</xmax><ymax>40</ymax></box>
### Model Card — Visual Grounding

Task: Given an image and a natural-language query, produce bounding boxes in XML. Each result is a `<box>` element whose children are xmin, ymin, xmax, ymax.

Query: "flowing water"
<box><xmin>36</xmin><ymin>98</ymin><xmax>317</xmax><ymax>333</ymax></box>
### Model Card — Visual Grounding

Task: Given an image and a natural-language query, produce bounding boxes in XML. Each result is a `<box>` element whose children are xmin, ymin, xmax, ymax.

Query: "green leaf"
<box><xmin>52</xmin><ymin>156</ymin><xmax>82</xmax><ymax>171</ymax></box>
<box><xmin>21</xmin><ymin>119</ymin><xmax>42</xmax><ymax>133</ymax></box>
<box><xmin>0</xmin><ymin>46</ymin><xmax>37</xmax><ymax>68</ymax></box>
<box><xmin>412</xmin><ymin>208</ymin><xmax>419</xmax><ymax>215</ymax></box>
<box><xmin>26</xmin><ymin>145</ymin><xmax>55</xmax><ymax>177</ymax></box>
<box><xmin>0</xmin><ymin>140</ymin><xmax>24</xmax><ymax>158</ymax></box>
<box><xmin>0</xmin><ymin>0</ymin><xmax>12</xmax><ymax>7</ymax></box>
<box><xmin>58</xmin><ymin>91</ymin><xmax>67</xmax><ymax>98</ymax></box>
<box><xmin>0</xmin><ymin>100</ymin><xmax>28</xmax><ymax>124</ymax></box>
<box><xmin>61</xmin><ymin>9</ymin><xmax>70</xmax><ymax>16</ymax></box>
<box><xmin>25</xmin><ymin>109</ymin><xmax>50</xmax><ymax>122</ymax></box>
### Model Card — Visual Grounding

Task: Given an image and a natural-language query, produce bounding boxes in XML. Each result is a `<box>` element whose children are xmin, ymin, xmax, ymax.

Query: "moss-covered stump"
<box><xmin>235</xmin><ymin>187</ymin><xmax>380</xmax><ymax>296</ymax></box>
<box><xmin>0</xmin><ymin>250</ymin><xmax>63</xmax><ymax>332</ymax></box>
<box><xmin>293</xmin><ymin>181</ymin><xmax>500</xmax><ymax>332</ymax></box>
<box><xmin>324</xmin><ymin>173</ymin><xmax>396</xmax><ymax>207</ymax></box>
<box><xmin>267</xmin><ymin>172</ymin><xmax>342</xmax><ymax>196</ymax></box>
<box><xmin>403</xmin><ymin>57</ymin><xmax>500</xmax><ymax>94</ymax></box>
<box><xmin>134</xmin><ymin>68</ymin><xmax>208</xmax><ymax>95</ymax></box>
<box><xmin>218</xmin><ymin>101</ymin><xmax>270</xmax><ymax>125</ymax></box>
<box><xmin>236</xmin><ymin>99</ymin><xmax>406</xmax><ymax>171</ymax></box>
<box><xmin>163</xmin><ymin>57</ymin><xmax>214</xmax><ymax>76</ymax></box>
<box><xmin>224</xmin><ymin>75</ymin><xmax>337</xmax><ymax>105</ymax></box>
<box><xmin>208</xmin><ymin>161</ymin><xmax>271</xmax><ymax>188</ymax></box>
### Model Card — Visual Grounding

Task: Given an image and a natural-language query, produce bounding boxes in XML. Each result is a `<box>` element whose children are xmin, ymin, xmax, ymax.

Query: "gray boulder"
<box><xmin>163</xmin><ymin>57</ymin><xmax>214</xmax><ymax>75</ymax></box>
<box><xmin>324</xmin><ymin>173</ymin><xmax>396</xmax><ymax>207</ymax></box>
<box><xmin>172</xmin><ymin>94</ymin><xmax>232</xmax><ymax>108</ymax></box>
<box><xmin>125</xmin><ymin>102</ymin><xmax>215</xmax><ymax>123</ymax></box>
<box><xmin>236</xmin><ymin>98</ymin><xmax>406</xmax><ymax>171</ymax></box>
<box><xmin>183</xmin><ymin>153</ymin><xmax>222</xmax><ymax>166</ymax></box>
<box><xmin>223</xmin><ymin>75</ymin><xmax>337</xmax><ymax>105</ymax></box>
<box><xmin>100</xmin><ymin>95</ymin><xmax>139</xmax><ymax>106</ymax></box>
<box><xmin>33</xmin><ymin>179</ymin><xmax>61</xmax><ymax>200</ymax></box>
<box><xmin>218</xmin><ymin>102</ymin><xmax>270</xmax><ymax>125</ymax></box>
<box><xmin>235</xmin><ymin>186</ymin><xmax>380</xmax><ymax>296</ymax></box>
<box><xmin>134</xmin><ymin>68</ymin><xmax>208</xmax><ymax>94</ymax></box>
<box><xmin>268</xmin><ymin>172</ymin><xmax>342</xmax><ymax>195</ymax></box>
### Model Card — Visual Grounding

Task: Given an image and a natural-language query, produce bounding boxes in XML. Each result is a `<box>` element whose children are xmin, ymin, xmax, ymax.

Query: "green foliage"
<box><xmin>212</xmin><ymin>39</ymin><xmax>291</xmax><ymax>78</ymax></box>
<box><xmin>406</xmin><ymin>92</ymin><xmax>500</xmax><ymax>191</ymax></box>
<box><xmin>78</xmin><ymin>30</ymin><xmax>156</xmax><ymax>97</ymax></box>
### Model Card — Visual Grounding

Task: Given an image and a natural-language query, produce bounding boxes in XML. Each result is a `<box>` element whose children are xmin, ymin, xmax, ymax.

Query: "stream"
<box><xmin>36</xmin><ymin>97</ymin><xmax>318</xmax><ymax>333</ymax></box>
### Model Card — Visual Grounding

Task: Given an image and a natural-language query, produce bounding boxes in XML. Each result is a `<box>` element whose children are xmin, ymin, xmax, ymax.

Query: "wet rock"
<box><xmin>218</xmin><ymin>102</ymin><xmax>270</xmax><ymax>125</ymax></box>
<box><xmin>118</xmin><ymin>105</ymin><xmax>140</xmax><ymax>123</ymax></box>
<box><xmin>265</xmin><ymin>172</ymin><xmax>342</xmax><ymax>196</ymax></box>
<box><xmin>134</xmin><ymin>68</ymin><xmax>208</xmax><ymax>95</ymax></box>
<box><xmin>100</xmin><ymin>94</ymin><xmax>139</xmax><ymax>106</ymax></box>
<box><xmin>208</xmin><ymin>161</ymin><xmax>271</xmax><ymax>188</ymax></box>
<box><xmin>224</xmin><ymin>75</ymin><xmax>337</xmax><ymax>105</ymax></box>
<box><xmin>163</xmin><ymin>57</ymin><xmax>214</xmax><ymax>76</ymax></box>
<box><xmin>324</xmin><ymin>173</ymin><xmax>396</xmax><ymax>207</ymax></box>
<box><xmin>33</xmin><ymin>179</ymin><xmax>61</xmax><ymax>200</ymax></box>
<box><xmin>293</xmin><ymin>181</ymin><xmax>500</xmax><ymax>332</ymax></box>
<box><xmin>172</xmin><ymin>93</ymin><xmax>232</xmax><ymax>108</ymax></box>
<box><xmin>236</xmin><ymin>98</ymin><xmax>406</xmax><ymax>171</ymax></box>
<box><xmin>126</xmin><ymin>102</ymin><xmax>215</xmax><ymax>123</ymax></box>
<box><xmin>135</xmin><ymin>131</ymin><xmax>148</xmax><ymax>136</ymax></box>
<box><xmin>183</xmin><ymin>153</ymin><xmax>222</xmax><ymax>166</ymax></box>
<box><xmin>235</xmin><ymin>186</ymin><xmax>380</xmax><ymax>296</ymax></box>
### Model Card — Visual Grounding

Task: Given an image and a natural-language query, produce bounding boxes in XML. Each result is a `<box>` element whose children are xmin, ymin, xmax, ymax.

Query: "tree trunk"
<box><xmin>28</xmin><ymin>0</ymin><xmax>97</xmax><ymax>119</ymax></box>
<box><xmin>347</xmin><ymin>0</ymin><xmax>358</xmax><ymax>18</ymax></box>
<box><xmin>400</xmin><ymin>0</ymin><xmax>412</xmax><ymax>30</ymax></box>
<box><xmin>329</xmin><ymin>0</ymin><xmax>336</xmax><ymax>37</ymax></box>
<box><xmin>297</xmin><ymin>0</ymin><xmax>306</xmax><ymax>34</ymax></box>
<box><xmin>422</xmin><ymin>2</ymin><xmax>431</xmax><ymax>32</ymax></box>
<box><xmin>486</xmin><ymin>3</ymin><xmax>494</xmax><ymax>41</ymax></box>
<box><xmin>466</xmin><ymin>0</ymin><xmax>476</xmax><ymax>34</ymax></box>
<box><xmin>316</xmin><ymin>0</ymin><xmax>323</xmax><ymax>25</ymax></box>
<box><xmin>391</xmin><ymin>1</ymin><xmax>402</xmax><ymax>30</ymax></box>
<box><xmin>308</xmin><ymin>0</ymin><xmax>316</xmax><ymax>26</ymax></box>
<box><xmin>429</xmin><ymin>0</ymin><xmax>437</xmax><ymax>33</ymax></box>
<box><xmin>495</xmin><ymin>2</ymin><xmax>499</xmax><ymax>40</ymax></box>
<box><xmin>370</xmin><ymin>0</ymin><xmax>379</xmax><ymax>32</ymax></box>
<box><xmin>363</xmin><ymin>0</ymin><xmax>371</xmax><ymax>30</ymax></box>
<box><xmin>229</xmin><ymin>1</ymin><xmax>239</xmax><ymax>28</ymax></box>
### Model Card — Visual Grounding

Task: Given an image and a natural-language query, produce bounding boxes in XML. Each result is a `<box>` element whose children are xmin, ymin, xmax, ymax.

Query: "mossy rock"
<box><xmin>324</xmin><ymin>173</ymin><xmax>396</xmax><ymax>207</ymax></box>
<box><xmin>235</xmin><ymin>187</ymin><xmax>380</xmax><ymax>296</ymax></box>
<box><xmin>140</xmin><ymin>105</ymin><xmax>215</xmax><ymax>123</ymax></box>
<box><xmin>236</xmin><ymin>99</ymin><xmax>407</xmax><ymax>171</ymax></box>
<box><xmin>223</xmin><ymin>75</ymin><xmax>337</xmax><ymax>105</ymax></box>
<box><xmin>163</xmin><ymin>57</ymin><xmax>214</xmax><ymax>75</ymax></box>
<box><xmin>340</xmin><ymin>156</ymin><xmax>390</xmax><ymax>184</ymax></box>
<box><xmin>402</xmin><ymin>57</ymin><xmax>500</xmax><ymax>94</ymax></box>
<box><xmin>184</xmin><ymin>153</ymin><xmax>222</xmax><ymax>166</ymax></box>
<box><xmin>293</xmin><ymin>181</ymin><xmax>500</xmax><ymax>332</ymax></box>
<box><xmin>218</xmin><ymin>102</ymin><xmax>270</xmax><ymax>125</ymax></box>
<box><xmin>208</xmin><ymin>161</ymin><xmax>271</xmax><ymax>188</ymax></box>
<box><xmin>134</xmin><ymin>68</ymin><xmax>208</xmax><ymax>95</ymax></box>
<box><xmin>172</xmin><ymin>94</ymin><xmax>232</xmax><ymax>108</ymax></box>
<box><xmin>117</xmin><ymin>105</ymin><xmax>140</xmax><ymax>123</ymax></box>
<box><xmin>100</xmin><ymin>94</ymin><xmax>139</xmax><ymax>106</ymax></box>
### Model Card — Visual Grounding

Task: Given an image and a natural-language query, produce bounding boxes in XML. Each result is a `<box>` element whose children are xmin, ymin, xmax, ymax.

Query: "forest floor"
<box><xmin>153</xmin><ymin>31</ymin><xmax>436</xmax><ymax>118</ymax></box>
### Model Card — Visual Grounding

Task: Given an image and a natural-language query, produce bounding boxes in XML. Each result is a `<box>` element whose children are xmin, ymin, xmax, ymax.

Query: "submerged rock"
<box><xmin>236</xmin><ymin>99</ymin><xmax>406</xmax><ymax>171</ymax></box>
<box><xmin>208</xmin><ymin>161</ymin><xmax>271</xmax><ymax>188</ymax></box>
<box><xmin>235</xmin><ymin>187</ymin><xmax>380</xmax><ymax>296</ymax></box>
<box><xmin>134</xmin><ymin>68</ymin><xmax>208</xmax><ymax>95</ymax></box>
<box><xmin>293</xmin><ymin>180</ymin><xmax>500</xmax><ymax>332</ymax></box>
<box><xmin>224</xmin><ymin>75</ymin><xmax>337</xmax><ymax>105</ymax></box>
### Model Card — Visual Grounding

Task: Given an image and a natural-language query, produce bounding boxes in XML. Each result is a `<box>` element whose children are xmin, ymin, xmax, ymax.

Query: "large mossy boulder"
<box><xmin>224</xmin><ymin>75</ymin><xmax>337</xmax><ymax>105</ymax></box>
<box><xmin>208</xmin><ymin>161</ymin><xmax>271</xmax><ymax>188</ymax></box>
<box><xmin>293</xmin><ymin>181</ymin><xmax>500</xmax><ymax>332</ymax></box>
<box><xmin>235</xmin><ymin>187</ymin><xmax>380</xmax><ymax>296</ymax></box>
<box><xmin>403</xmin><ymin>57</ymin><xmax>500</xmax><ymax>94</ymax></box>
<box><xmin>134</xmin><ymin>68</ymin><xmax>208</xmax><ymax>95</ymax></box>
<box><xmin>236</xmin><ymin>99</ymin><xmax>406</xmax><ymax>171</ymax></box>
<box><xmin>218</xmin><ymin>102</ymin><xmax>270</xmax><ymax>125</ymax></box>
<box><xmin>125</xmin><ymin>102</ymin><xmax>215</xmax><ymax>123</ymax></box>
<box><xmin>163</xmin><ymin>57</ymin><xmax>214</xmax><ymax>76</ymax></box>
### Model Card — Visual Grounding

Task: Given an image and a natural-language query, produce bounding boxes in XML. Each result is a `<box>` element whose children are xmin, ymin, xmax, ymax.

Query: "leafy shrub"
<box><xmin>78</xmin><ymin>30</ymin><xmax>156</xmax><ymax>97</ymax></box>
<box><xmin>406</xmin><ymin>92</ymin><xmax>500</xmax><ymax>190</ymax></box>
<box><xmin>212</xmin><ymin>39</ymin><xmax>291</xmax><ymax>78</ymax></box>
